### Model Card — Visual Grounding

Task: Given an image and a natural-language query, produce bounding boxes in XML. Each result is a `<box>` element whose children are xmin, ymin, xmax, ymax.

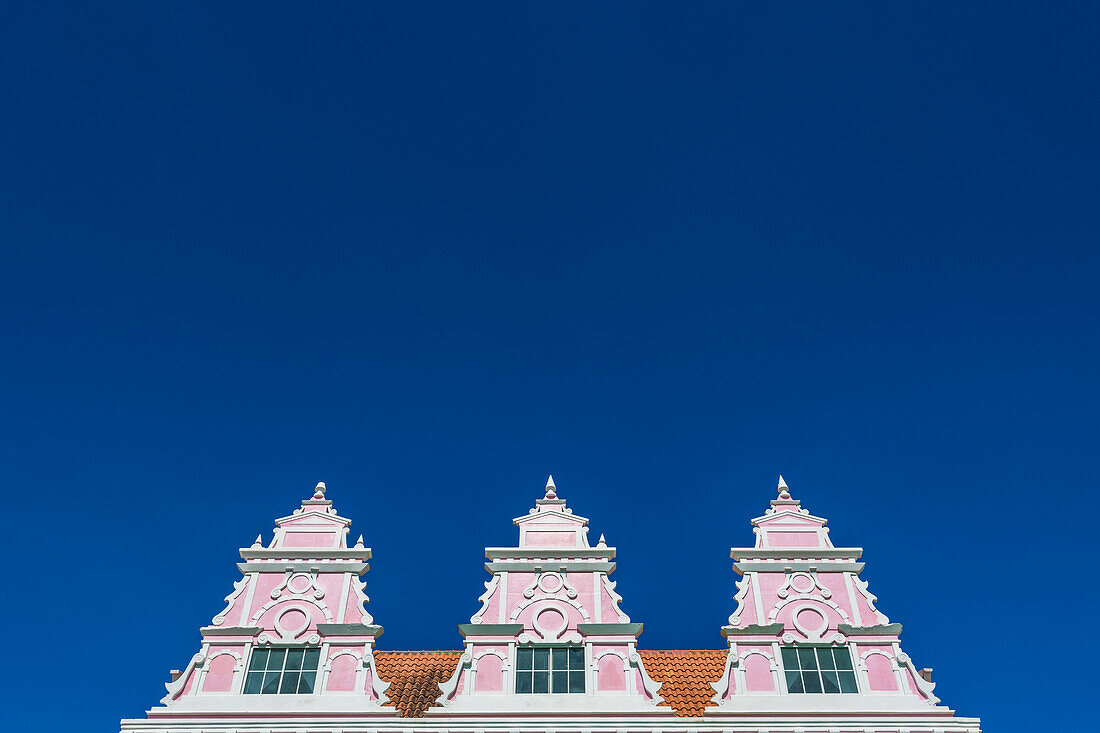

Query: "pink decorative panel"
<box><xmin>524</xmin><ymin>530</ymin><xmax>576</xmax><ymax>547</ymax></box>
<box><xmin>327</xmin><ymin>653</ymin><xmax>358</xmax><ymax>692</ymax></box>
<box><xmin>866</xmin><ymin>654</ymin><xmax>898</xmax><ymax>691</ymax></box>
<box><xmin>203</xmin><ymin>654</ymin><xmax>236</xmax><ymax>692</ymax></box>
<box><xmin>476</xmin><ymin>655</ymin><xmax>503</xmax><ymax>692</ymax></box>
<box><xmin>744</xmin><ymin>654</ymin><xmax>774</xmax><ymax>692</ymax></box>
<box><xmin>598</xmin><ymin>654</ymin><xmax>626</xmax><ymax>691</ymax></box>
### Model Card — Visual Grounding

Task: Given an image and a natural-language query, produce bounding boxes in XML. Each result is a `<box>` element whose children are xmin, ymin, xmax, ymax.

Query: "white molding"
<box><xmin>749</xmin><ymin>573</ymin><xmax>765</xmax><ymax>626</ymax></box>
<box><xmin>769</xmin><ymin>594</ymin><xmax>849</xmax><ymax>625</ymax></box>
<box><xmin>600</xmin><ymin>574</ymin><xmax>630</xmax><ymax>623</ymax></box>
<box><xmin>238</xmin><ymin>572</ymin><xmax>259</xmax><ymax>626</ymax></box>
<box><xmin>629</xmin><ymin>647</ymin><xmax>663</xmax><ymax>704</ymax></box>
<box><xmin>852</xmin><ymin>576</ymin><xmax>889</xmax><ymax>625</ymax></box>
<box><xmin>498</xmin><ymin>573</ymin><xmax>509</xmax><ymax>624</ymax></box>
<box><xmin>471</xmin><ymin>575</ymin><xmax>501</xmax><ymax>625</ymax></box>
<box><xmin>159</xmin><ymin>650</ymin><xmax>204</xmax><ymax>705</ymax></box>
<box><xmin>337</xmin><ymin>572</ymin><xmax>352</xmax><ymax>624</ymax></box>
<box><xmin>252</xmin><ymin>594</ymin><xmax>333</xmax><ymax>626</ymax></box>
<box><xmin>212</xmin><ymin>578</ymin><xmax>248</xmax><ymax>627</ymax></box>
<box><xmin>438</xmin><ymin>647</ymin><xmax>471</xmax><ymax>703</ymax></box>
<box><xmin>842</xmin><ymin>572</ymin><xmax>863</xmax><ymax>627</ymax></box>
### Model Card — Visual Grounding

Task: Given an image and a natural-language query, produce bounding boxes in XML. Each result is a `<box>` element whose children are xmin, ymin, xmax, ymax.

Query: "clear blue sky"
<box><xmin>2</xmin><ymin>3</ymin><xmax>1095</xmax><ymax>731</ymax></box>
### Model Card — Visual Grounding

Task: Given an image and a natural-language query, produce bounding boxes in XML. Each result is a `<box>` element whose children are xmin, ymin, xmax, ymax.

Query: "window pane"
<box><xmin>821</xmin><ymin>670</ymin><xmax>840</xmax><ymax>693</ymax></box>
<box><xmin>533</xmin><ymin>670</ymin><xmax>549</xmax><ymax>693</ymax></box>
<box><xmin>517</xmin><ymin>648</ymin><xmax>533</xmax><ymax>670</ymax></box>
<box><xmin>802</xmin><ymin>671</ymin><xmax>822</xmax><ymax>693</ymax></box>
<box><xmin>298</xmin><ymin>671</ymin><xmax>316</xmax><ymax>694</ymax></box>
<box><xmin>249</xmin><ymin>649</ymin><xmax>269</xmax><ymax>672</ymax></box>
<box><xmin>785</xmin><ymin>671</ymin><xmax>804</xmax><ymax>693</ymax></box>
<box><xmin>797</xmin><ymin>648</ymin><xmax>817</xmax><ymax>670</ymax></box>
<box><xmin>516</xmin><ymin>671</ymin><xmax>532</xmax><ymax>693</ymax></box>
<box><xmin>834</xmin><ymin>648</ymin><xmax>854</xmax><ymax>670</ymax></box>
<box><xmin>280</xmin><ymin>672</ymin><xmax>300</xmax><ymax>694</ymax></box>
<box><xmin>838</xmin><ymin>670</ymin><xmax>858</xmax><ymax>693</ymax></box>
<box><xmin>286</xmin><ymin>648</ymin><xmax>304</xmax><ymax>670</ymax></box>
<box><xmin>267</xmin><ymin>649</ymin><xmax>286</xmax><ymax>671</ymax></box>
<box><xmin>568</xmin><ymin>648</ymin><xmax>584</xmax><ymax>669</ymax></box>
<box><xmin>552</xmin><ymin>648</ymin><xmax>567</xmax><ymax>670</ymax></box>
<box><xmin>569</xmin><ymin>671</ymin><xmax>585</xmax><ymax>693</ymax></box>
<box><xmin>534</xmin><ymin>648</ymin><xmax>550</xmax><ymax>670</ymax></box>
<box><xmin>781</xmin><ymin>647</ymin><xmax>799</xmax><ymax>670</ymax></box>
<box><xmin>261</xmin><ymin>672</ymin><xmax>281</xmax><ymax>694</ymax></box>
<box><xmin>244</xmin><ymin>671</ymin><xmax>264</xmax><ymax>694</ymax></box>
<box><xmin>303</xmin><ymin>648</ymin><xmax>321</xmax><ymax>670</ymax></box>
<box><xmin>552</xmin><ymin>671</ymin><xmax>568</xmax><ymax>693</ymax></box>
<box><xmin>817</xmin><ymin>648</ymin><xmax>836</xmax><ymax>670</ymax></box>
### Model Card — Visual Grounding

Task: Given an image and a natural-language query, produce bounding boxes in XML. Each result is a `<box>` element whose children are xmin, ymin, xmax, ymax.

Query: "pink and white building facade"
<box><xmin>121</xmin><ymin>476</ymin><xmax>981</xmax><ymax>733</ymax></box>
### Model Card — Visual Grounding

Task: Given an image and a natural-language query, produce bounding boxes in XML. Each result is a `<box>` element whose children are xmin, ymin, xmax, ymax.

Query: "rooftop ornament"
<box><xmin>777</xmin><ymin>474</ymin><xmax>791</xmax><ymax>500</ymax></box>
<box><xmin>544</xmin><ymin>474</ymin><xmax>557</xmax><ymax>499</ymax></box>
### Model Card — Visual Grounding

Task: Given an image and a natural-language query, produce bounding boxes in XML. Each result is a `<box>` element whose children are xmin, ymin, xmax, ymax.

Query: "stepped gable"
<box><xmin>712</xmin><ymin>476</ymin><xmax>949</xmax><ymax>714</ymax></box>
<box><xmin>437</xmin><ymin>476</ymin><xmax>668</xmax><ymax>713</ymax></box>
<box><xmin>152</xmin><ymin>482</ymin><xmax>389</xmax><ymax>715</ymax></box>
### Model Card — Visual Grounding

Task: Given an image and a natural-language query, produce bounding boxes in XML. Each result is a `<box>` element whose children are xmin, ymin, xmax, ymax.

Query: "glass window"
<box><xmin>780</xmin><ymin>646</ymin><xmax>858</xmax><ymax>694</ymax></box>
<box><xmin>515</xmin><ymin>646</ymin><xmax>585</xmax><ymax>694</ymax></box>
<box><xmin>244</xmin><ymin>647</ymin><xmax>321</xmax><ymax>694</ymax></box>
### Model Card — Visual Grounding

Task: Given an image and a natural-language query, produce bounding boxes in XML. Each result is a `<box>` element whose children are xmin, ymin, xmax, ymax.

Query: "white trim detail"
<box><xmin>600</xmin><ymin>575</ymin><xmax>630</xmax><ymax>623</ymax></box>
<box><xmin>212</xmin><ymin>578</ymin><xmax>249</xmax><ymax>626</ymax></box>
<box><xmin>471</xmin><ymin>575</ymin><xmax>501</xmax><ymax>625</ymax></box>
<box><xmin>852</xmin><ymin>576</ymin><xmax>890</xmax><ymax>624</ymax></box>
<box><xmin>194</xmin><ymin>649</ymin><xmax>243</xmax><ymax>695</ymax></box>
<box><xmin>728</xmin><ymin>575</ymin><xmax>750</xmax><ymax>627</ymax></box>
<box><xmin>160</xmin><ymin>651</ymin><xmax>205</xmax><ymax>705</ymax></box>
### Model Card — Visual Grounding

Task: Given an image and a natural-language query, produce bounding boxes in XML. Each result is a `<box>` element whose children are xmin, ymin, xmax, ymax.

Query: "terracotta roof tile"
<box><xmin>638</xmin><ymin>650</ymin><xmax>727</xmax><ymax>717</ymax></box>
<box><xmin>373</xmin><ymin>649</ymin><xmax>727</xmax><ymax>718</ymax></box>
<box><xmin>374</xmin><ymin>650</ymin><xmax>462</xmax><ymax>717</ymax></box>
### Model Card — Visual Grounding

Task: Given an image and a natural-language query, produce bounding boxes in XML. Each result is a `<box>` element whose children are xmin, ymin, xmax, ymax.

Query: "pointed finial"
<box><xmin>252</xmin><ymin>533</ymin><xmax>263</xmax><ymax>548</ymax></box>
<box><xmin>354</xmin><ymin>534</ymin><xmax>365</xmax><ymax>549</ymax></box>
<box><xmin>544</xmin><ymin>474</ymin><xmax>557</xmax><ymax>499</ymax></box>
<box><xmin>777</xmin><ymin>474</ymin><xmax>791</xmax><ymax>500</ymax></box>
<box><xmin>313</xmin><ymin>481</ymin><xmax>327</xmax><ymax>499</ymax></box>
<box><xmin>597</xmin><ymin>533</ymin><xmax>607</xmax><ymax>547</ymax></box>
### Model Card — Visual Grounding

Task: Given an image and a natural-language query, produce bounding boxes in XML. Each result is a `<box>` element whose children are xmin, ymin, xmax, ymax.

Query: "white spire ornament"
<box><xmin>777</xmin><ymin>475</ymin><xmax>791</xmax><ymax>500</ymax></box>
<box><xmin>313</xmin><ymin>481</ymin><xmax>327</xmax><ymax>500</ymax></box>
<box><xmin>544</xmin><ymin>475</ymin><xmax>557</xmax><ymax>500</ymax></box>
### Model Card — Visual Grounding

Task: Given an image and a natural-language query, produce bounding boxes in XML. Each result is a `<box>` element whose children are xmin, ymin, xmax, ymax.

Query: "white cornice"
<box><xmin>730</xmin><ymin>547</ymin><xmax>862</xmax><ymax>560</ymax></box>
<box><xmin>752</xmin><ymin>509</ymin><xmax>829</xmax><ymax>525</ymax></box>
<box><xmin>513</xmin><ymin>508</ymin><xmax>589</xmax><ymax>525</ymax></box>
<box><xmin>485</xmin><ymin>561</ymin><xmax>616</xmax><ymax>573</ymax></box>
<box><xmin>123</xmin><ymin>712</ymin><xmax>982</xmax><ymax>732</ymax></box>
<box><xmin>240</xmin><ymin>548</ymin><xmax>373</xmax><ymax>560</ymax></box>
<box><xmin>732</xmin><ymin>561</ymin><xmax>864</xmax><ymax>574</ymax></box>
<box><xmin>237</xmin><ymin>561</ymin><xmax>369</xmax><ymax>573</ymax></box>
<box><xmin>486</xmin><ymin>547</ymin><xmax>615</xmax><ymax>559</ymax></box>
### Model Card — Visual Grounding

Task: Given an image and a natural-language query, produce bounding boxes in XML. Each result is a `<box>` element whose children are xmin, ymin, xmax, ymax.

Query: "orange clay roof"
<box><xmin>373</xmin><ymin>649</ymin><xmax>726</xmax><ymax>718</ymax></box>
<box><xmin>638</xmin><ymin>650</ymin><xmax>728</xmax><ymax>717</ymax></box>
<box><xmin>375</xmin><ymin>650</ymin><xmax>464</xmax><ymax>717</ymax></box>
